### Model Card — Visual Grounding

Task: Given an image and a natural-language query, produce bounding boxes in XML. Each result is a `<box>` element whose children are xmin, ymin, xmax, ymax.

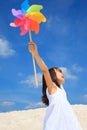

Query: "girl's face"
<box><xmin>55</xmin><ymin>69</ymin><xmax>64</xmax><ymax>85</ymax></box>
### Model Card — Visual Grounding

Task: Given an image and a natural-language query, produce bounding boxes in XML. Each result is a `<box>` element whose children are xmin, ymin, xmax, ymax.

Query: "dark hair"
<box><xmin>42</xmin><ymin>67</ymin><xmax>62</xmax><ymax>106</ymax></box>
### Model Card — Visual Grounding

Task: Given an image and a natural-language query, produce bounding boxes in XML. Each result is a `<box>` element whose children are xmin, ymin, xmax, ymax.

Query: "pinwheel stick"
<box><xmin>29</xmin><ymin>31</ymin><xmax>38</xmax><ymax>87</ymax></box>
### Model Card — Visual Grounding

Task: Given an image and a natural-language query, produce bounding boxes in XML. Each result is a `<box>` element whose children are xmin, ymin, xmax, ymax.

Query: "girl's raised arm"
<box><xmin>28</xmin><ymin>41</ymin><xmax>56</xmax><ymax>93</ymax></box>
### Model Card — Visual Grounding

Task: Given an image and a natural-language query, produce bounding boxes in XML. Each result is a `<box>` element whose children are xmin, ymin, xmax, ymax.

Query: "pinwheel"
<box><xmin>10</xmin><ymin>1</ymin><xmax>46</xmax><ymax>36</ymax></box>
<box><xmin>10</xmin><ymin>0</ymin><xmax>46</xmax><ymax>87</ymax></box>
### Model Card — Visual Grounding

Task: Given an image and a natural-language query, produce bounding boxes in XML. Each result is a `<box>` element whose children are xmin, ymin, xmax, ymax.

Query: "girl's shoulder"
<box><xmin>46</xmin><ymin>85</ymin><xmax>60</xmax><ymax>97</ymax></box>
<box><xmin>46</xmin><ymin>85</ymin><xmax>65</xmax><ymax>97</ymax></box>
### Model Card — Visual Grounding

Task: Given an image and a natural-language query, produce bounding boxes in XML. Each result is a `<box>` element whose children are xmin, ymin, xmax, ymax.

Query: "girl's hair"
<box><xmin>42</xmin><ymin>67</ymin><xmax>62</xmax><ymax>106</ymax></box>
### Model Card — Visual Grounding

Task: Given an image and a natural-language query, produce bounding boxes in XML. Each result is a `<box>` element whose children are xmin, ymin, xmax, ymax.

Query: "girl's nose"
<box><xmin>62</xmin><ymin>74</ymin><xmax>64</xmax><ymax>78</ymax></box>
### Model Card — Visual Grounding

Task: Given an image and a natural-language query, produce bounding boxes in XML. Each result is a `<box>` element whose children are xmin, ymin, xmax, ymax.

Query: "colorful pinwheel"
<box><xmin>10</xmin><ymin>0</ymin><xmax>46</xmax><ymax>36</ymax></box>
<box><xmin>10</xmin><ymin>0</ymin><xmax>47</xmax><ymax>87</ymax></box>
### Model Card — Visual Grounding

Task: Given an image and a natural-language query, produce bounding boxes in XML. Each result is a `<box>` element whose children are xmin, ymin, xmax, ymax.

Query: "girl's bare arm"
<box><xmin>28</xmin><ymin>41</ymin><xmax>56</xmax><ymax>93</ymax></box>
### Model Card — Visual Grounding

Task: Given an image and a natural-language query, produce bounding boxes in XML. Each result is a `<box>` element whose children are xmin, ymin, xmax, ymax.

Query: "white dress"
<box><xmin>43</xmin><ymin>86</ymin><xmax>82</xmax><ymax>130</ymax></box>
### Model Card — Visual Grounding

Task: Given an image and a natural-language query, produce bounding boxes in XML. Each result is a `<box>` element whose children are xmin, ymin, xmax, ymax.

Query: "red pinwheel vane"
<box><xmin>10</xmin><ymin>0</ymin><xmax>47</xmax><ymax>87</ymax></box>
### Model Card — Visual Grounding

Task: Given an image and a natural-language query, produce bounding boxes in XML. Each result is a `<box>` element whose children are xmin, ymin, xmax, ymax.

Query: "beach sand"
<box><xmin>0</xmin><ymin>105</ymin><xmax>87</xmax><ymax>130</ymax></box>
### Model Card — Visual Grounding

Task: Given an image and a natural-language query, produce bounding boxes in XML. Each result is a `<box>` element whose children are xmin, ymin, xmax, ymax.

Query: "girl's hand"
<box><xmin>28</xmin><ymin>41</ymin><xmax>38</xmax><ymax>56</ymax></box>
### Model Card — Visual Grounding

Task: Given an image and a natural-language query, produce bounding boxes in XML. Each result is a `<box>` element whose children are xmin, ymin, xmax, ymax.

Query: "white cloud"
<box><xmin>0</xmin><ymin>38</ymin><xmax>15</xmax><ymax>57</ymax></box>
<box><xmin>60</xmin><ymin>67</ymin><xmax>77</xmax><ymax>80</ymax></box>
<box><xmin>25</xmin><ymin>102</ymin><xmax>45</xmax><ymax>109</ymax></box>
<box><xmin>20</xmin><ymin>72</ymin><xmax>42</xmax><ymax>87</ymax></box>
<box><xmin>18</xmin><ymin>72</ymin><xmax>25</xmax><ymax>77</ymax></box>
<box><xmin>57</xmin><ymin>0</ymin><xmax>74</xmax><ymax>9</ymax></box>
<box><xmin>46</xmin><ymin>15</ymin><xmax>70</xmax><ymax>36</ymax></box>
<box><xmin>81</xmin><ymin>94</ymin><xmax>87</xmax><ymax>102</ymax></box>
<box><xmin>20</xmin><ymin>67</ymin><xmax>77</xmax><ymax>88</ymax></box>
<box><xmin>0</xmin><ymin>101</ymin><xmax>15</xmax><ymax>107</ymax></box>
<box><xmin>72</xmin><ymin>64</ymin><xmax>84</xmax><ymax>72</ymax></box>
<box><xmin>83</xmin><ymin>94</ymin><xmax>87</xmax><ymax>98</ymax></box>
<box><xmin>46</xmin><ymin>16</ymin><xmax>61</xmax><ymax>29</ymax></box>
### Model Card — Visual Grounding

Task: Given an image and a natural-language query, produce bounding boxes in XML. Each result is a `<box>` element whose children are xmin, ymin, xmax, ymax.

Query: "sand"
<box><xmin>0</xmin><ymin>105</ymin><xmax>87</xmax><ymax>130</ymax></box>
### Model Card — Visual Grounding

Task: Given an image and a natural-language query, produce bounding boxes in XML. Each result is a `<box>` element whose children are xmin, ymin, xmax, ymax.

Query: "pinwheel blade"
<box><xmin>12</xmin><ymin>9</ymin><xmax>24</xmax><ymax>19</ymax></box>
<box><xmin>27</xmin><ymin>5</ymin><xmax>43</xmax><ymax>14</ymax></box>
<box><xmin>21</xmin><ymin>0</ymin><xmax>30</xmax><ymax>14</ymax></box>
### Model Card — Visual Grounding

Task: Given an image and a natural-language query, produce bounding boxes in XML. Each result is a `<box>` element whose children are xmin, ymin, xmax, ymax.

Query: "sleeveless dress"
<box><xmin>43</xmin><ymin>86</ymin><xmax>82</xmax><ymax>130</ymax></box>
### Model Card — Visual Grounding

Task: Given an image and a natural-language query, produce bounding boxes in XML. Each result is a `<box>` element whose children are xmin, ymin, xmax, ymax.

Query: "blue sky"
<box><xmin>0</xmin><ymin>0</ymin><xmax>87</xmax><ymax>112</ymax></box>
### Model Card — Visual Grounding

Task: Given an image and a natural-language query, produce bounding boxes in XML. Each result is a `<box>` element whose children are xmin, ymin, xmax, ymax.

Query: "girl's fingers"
<box><xmin>29</xmin><ymin>44</ymin><xmax>35</xmax><ymax>52</ymax></box>
<box><xmin>28</xmin><ymin>41</ymin><xmax>37</xmax><ymax>54</ymax></box>
<box><xmin>29</xmin><ymin>41</ymin><xmax>35</xmax><ymax>45</ymax></box>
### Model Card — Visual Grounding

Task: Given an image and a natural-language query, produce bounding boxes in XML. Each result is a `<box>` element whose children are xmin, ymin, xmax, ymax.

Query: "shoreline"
<box><xmin>0</xmin><ymin>104</ymin><xmax>86</xmax><ymax>113</ymax></box>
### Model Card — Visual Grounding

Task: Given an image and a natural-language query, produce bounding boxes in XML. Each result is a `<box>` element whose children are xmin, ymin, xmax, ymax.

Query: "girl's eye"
<box><xmin>57</xmin><ymin>69</ymin><xmax>62</xmax><ymax>73</ymax></box>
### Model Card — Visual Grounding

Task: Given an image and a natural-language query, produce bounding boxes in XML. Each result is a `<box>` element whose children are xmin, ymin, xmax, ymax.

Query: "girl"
<box><xmin>29</xmin><ymin>41</ymin><xmax>82</xmax><ymax>130</ymax></box>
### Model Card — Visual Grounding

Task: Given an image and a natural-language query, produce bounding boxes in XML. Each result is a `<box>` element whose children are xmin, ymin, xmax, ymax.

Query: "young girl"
<box><xmin>29</xmin><ymin>41</ymin><xmax>82</xmax><ymax>130</ymax></box>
